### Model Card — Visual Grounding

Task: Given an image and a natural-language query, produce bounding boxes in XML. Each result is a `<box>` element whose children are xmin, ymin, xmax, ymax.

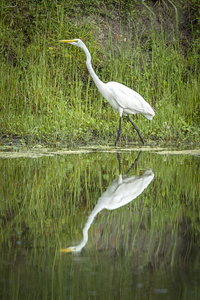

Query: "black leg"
<box><xmin>116</xmin><ymin>153</ymin><xmax>121</xmax><ymax>174</ymax></box>
<box><xmin>125</xmin><ymin>151</ymin><xmax>142</xmax><ymax>175</ymax></box>
<box><xmin>115</xmin><ymin>116</ymin><xmax>122</xmax><ymax>146</ymax></box>
<box><xmin>126</xmin><ymin>116</ymin><xmax>145</xmax><ymax>146</ymax></box>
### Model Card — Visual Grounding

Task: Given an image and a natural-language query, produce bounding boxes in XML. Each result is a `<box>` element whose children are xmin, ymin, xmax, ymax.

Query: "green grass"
<box><xmin>0</xmin><ymin>0</ymin><xmax>200</xmax><ymax>146</ymax></box>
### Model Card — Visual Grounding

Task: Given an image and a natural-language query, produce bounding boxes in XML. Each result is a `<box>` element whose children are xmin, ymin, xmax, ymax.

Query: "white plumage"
<box><xmin>60</xmin><ymin>168</ymin><xmax>154</xmax><ymax>253</ymax></box>
<box><xmin>104</xmin><ymin>81</ymin><xmax>155</xmax><ymax>120</ymax></box>
<box><xmin>60</xmin><ymin>38</ymin><xmax>155</xmax><ymax>145</ymax></box>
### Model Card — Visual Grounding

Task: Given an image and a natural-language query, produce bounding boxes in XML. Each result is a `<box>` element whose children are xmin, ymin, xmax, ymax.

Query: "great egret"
<box><xmin>60</xmin><ymin>39</ymin><xmax>155</xmax><ymax>146</ymax></box>
<box><xmin>60</xmin><ymin>152</ymin><xmax>154</xmax><ymax>253</ymax></box>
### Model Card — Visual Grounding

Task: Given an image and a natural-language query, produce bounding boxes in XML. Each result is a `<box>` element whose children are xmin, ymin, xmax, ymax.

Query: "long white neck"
<box><xmin>71</xmin><ymin>203</ymin><xmax>103</xmax><ymax>253</ymax></box>
<box><xmin>82</xmin><ymin>44</ymin><xmax>105</xmax><ymax>94</ymax></box>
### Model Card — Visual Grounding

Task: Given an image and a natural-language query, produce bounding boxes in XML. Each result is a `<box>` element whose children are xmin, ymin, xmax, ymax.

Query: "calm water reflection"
<box><xmin>61</xmin><ymin>152</ymin><xmax>154</xmax><ymax>253</ymax></box>
<box><xmin>0</xmin><ymin>149</ymin><xmax>200</xmax><ymax>299</ymax></box>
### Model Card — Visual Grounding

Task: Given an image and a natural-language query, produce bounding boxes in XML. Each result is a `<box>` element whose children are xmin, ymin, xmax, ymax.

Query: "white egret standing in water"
<box><xmin>59</xmin><ymin>39</ymin><xmax>155</xmax><ymax>146</ymax></box>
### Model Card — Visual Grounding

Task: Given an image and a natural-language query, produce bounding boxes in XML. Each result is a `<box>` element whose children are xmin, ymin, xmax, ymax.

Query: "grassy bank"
<box><xmin>0</xmin><ymin>0</ymin><xmax>200</xmax><ymax>146</ymax></box>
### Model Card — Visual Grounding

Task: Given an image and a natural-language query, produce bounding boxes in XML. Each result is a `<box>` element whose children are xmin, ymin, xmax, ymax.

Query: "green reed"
<box><xmin>0</xmin><ymin>1</ymin><xmax>199</xmax><ymax>145</ymax></box>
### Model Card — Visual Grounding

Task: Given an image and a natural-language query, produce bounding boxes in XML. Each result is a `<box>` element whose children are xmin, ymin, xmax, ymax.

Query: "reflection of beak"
<box><xmin>59</xmin><ymin>39</ymin><xmax>76</xmax><ymax>43</ymax></box>
<box><xmin>60</xmin><ymin>247</ymin><xmax>74</xmax><ymax>253</ymax></box>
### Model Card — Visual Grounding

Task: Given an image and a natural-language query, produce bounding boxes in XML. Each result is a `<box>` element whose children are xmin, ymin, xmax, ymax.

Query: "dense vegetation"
<box><xmin>0</xmin><ymin>0</ymin><xmax>200</xmax><ymax>146</ymax></box>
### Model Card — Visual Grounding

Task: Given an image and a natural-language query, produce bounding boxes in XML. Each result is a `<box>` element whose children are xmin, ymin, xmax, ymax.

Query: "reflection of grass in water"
<box><xmin>0</xmin><ymin>151</ymin><xmax>199</xmax><ymax>267</ymax></box>
<box><xmin>91</xmin><ymin>203</ymin><xmax>183</xmax><ymax>268</ymax></box>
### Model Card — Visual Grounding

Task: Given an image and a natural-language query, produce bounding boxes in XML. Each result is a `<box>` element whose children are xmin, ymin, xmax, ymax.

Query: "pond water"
<box><xmin>0</xmin><ymin>147</ymin><xmax>200</xmax><ymax>299</ymax></box>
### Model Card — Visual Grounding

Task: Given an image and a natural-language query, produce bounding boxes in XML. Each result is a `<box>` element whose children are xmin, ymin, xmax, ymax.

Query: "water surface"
<box><xmin>0</xmin><ymin>147</ymin><xmax>200</xmax><ymax>299</ymax></box>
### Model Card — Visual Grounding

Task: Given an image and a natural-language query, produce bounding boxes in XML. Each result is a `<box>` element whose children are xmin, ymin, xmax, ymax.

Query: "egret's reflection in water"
<box><xmin>60</xmin><ymin>152</ymin><xmax>154</xmax><ymax>253</ymax></box>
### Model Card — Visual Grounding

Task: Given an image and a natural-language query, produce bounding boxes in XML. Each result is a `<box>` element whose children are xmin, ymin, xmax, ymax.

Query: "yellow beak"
<box><xmin>59</xmin><ymin>39</ymin><xmax>77</xmax><ymax>43</ymax></box>
<box><xmin>59</xmin><ymin>247</ymin><xmax>73</xmax><ymax>253</ymax></box>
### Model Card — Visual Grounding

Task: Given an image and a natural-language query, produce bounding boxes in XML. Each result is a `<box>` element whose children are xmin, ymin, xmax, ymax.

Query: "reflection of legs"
<box><xmin>126</xmin><ymin>116</ymin><xmax>145</xmax><ymax>146</ymax></box>
<box><xmin>125</xmin><ymin>151</ymin><xmax>142</xmax><ymax>175</ymax></box>
<box><xmin>117</xmin><ymin>151</ymin><xmax>142</xmax><ymax>176</ymax></box>
<box><xmin>116</xmin><ymin>153</ymin><xmax>121</xmax><ymax>174</ymax></box>
<box><xmin>115</xmin><ymin>117</ymin><xmax>122</xmax><ymax>146</ymax></box>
